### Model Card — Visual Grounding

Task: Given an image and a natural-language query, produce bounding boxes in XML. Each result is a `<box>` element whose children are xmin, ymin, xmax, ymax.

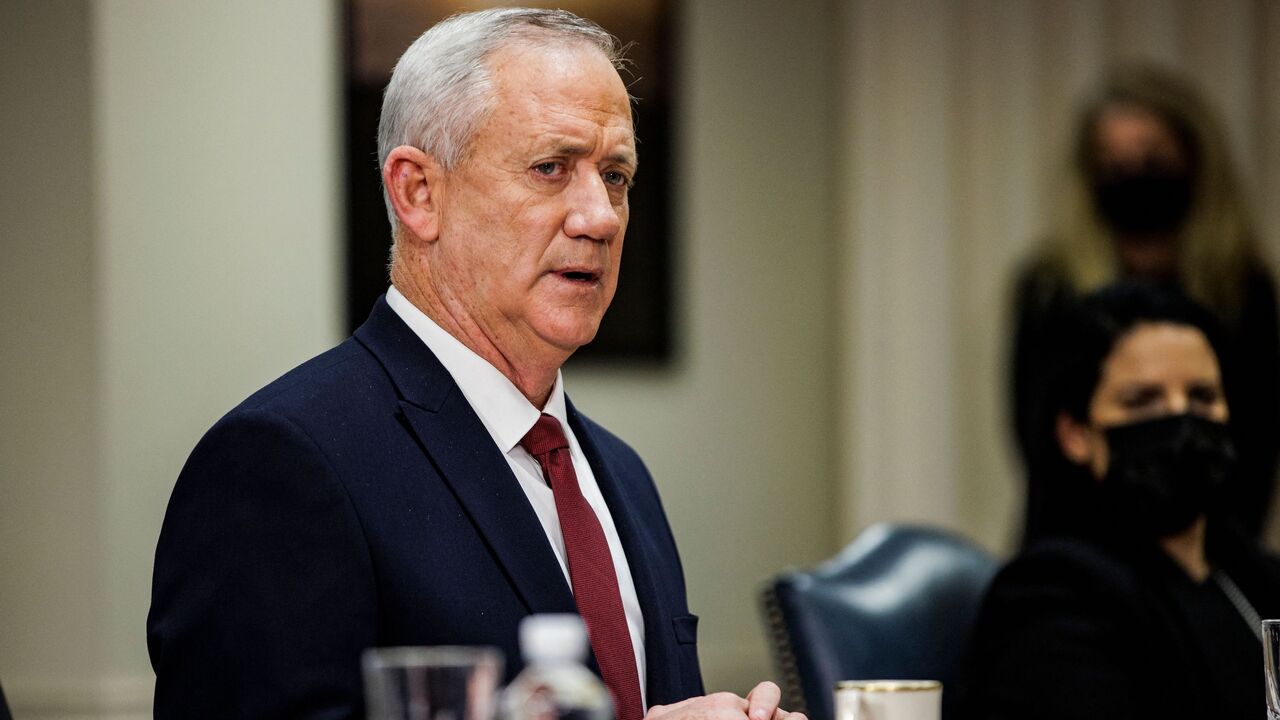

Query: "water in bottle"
<box><xmin>503</xmin><ymin>614</ymin><xmax>614</xmax><ymax>720</ymax></box>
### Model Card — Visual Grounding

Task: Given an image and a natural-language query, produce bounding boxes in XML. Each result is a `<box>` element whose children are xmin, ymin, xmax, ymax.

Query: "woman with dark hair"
<box><xmin>1012</xmin><ymin>63</ymin><xmax>1280</xmax><ymax>544</ymax></box>
<box><xmin>962</xmin><ymin>284</ymin><xmax>1280</xmax><ymax>720</ymax></box>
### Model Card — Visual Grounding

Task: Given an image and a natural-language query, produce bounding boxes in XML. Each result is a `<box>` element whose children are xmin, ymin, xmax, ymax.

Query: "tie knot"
<box><xmin>520</xmin><ymin>413</ymin><xmax>569</xmax><ymax>457</ymax></box>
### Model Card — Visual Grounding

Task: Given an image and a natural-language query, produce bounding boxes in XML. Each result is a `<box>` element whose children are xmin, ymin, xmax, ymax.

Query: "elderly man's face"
<box><xmin>431</xmin><ymin>40</ymin><xmax>636</xmax><ymax>356</ymax></box>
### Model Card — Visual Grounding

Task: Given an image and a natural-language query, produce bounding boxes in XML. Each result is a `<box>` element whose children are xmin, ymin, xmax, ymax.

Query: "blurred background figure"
<box><xmin>1010</xmin><ymin>64</ymin><xmax>1280</xmax><ymax>546</ymax></box>
<box><xmin>964</xmin><ymin>283</ymin><xmax>1280</xmax><ymax>720</ymax></box>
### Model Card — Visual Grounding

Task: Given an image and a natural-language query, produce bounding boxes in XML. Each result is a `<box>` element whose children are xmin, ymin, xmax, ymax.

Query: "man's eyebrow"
<box><xmin>607</xmin><ymin>148</ymin><xmax>639</xmax><ymax>170</ymax></box>
<box><xmin>543</xmin><ymin>139</ymin><xmax>638</xmax><ymax>169</ymax></box>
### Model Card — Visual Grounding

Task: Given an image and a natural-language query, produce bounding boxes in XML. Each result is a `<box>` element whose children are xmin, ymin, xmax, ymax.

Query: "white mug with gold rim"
<box><xmin>834</xmin><ymin>680</ymin><xmax>941</xmax><ymax>720</ymax></box>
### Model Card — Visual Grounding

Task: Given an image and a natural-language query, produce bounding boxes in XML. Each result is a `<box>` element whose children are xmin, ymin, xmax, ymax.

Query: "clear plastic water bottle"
<box><xmin>503</xmin><ymin>614</ymin><xmax>614</xmax><ymax>720</ymax></box>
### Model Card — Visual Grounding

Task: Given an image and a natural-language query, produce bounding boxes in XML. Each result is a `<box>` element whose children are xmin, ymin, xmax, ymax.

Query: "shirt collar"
<box><xmin>385</xmin><ymin>285</ymin><xmax>567</xmax><ymax>453</ymax></box>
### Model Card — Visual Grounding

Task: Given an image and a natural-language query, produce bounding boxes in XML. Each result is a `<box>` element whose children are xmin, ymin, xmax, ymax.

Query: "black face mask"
<box><xmin>1100</xmin><ymin>413</ymin><xmax>1235</xmax><ymax>538</ymax></box>
<box><xmin>1093</xmin><ymin>170</ymin><xmax>1194</xmax><ymax>236</ymax></box>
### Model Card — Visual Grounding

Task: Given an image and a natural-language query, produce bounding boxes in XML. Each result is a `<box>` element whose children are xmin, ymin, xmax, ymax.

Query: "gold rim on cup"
<box><xmin>835</xmin><ymin>680</ymin><xmax>942</xmax><ymax>693</ymax></box>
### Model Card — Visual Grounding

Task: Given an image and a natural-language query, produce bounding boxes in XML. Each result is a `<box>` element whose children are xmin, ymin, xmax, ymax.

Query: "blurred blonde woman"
<box><xmin>1011</xmin><ymin>63</ymin><xmax>1280</xmax><ymax>545</ymax></box>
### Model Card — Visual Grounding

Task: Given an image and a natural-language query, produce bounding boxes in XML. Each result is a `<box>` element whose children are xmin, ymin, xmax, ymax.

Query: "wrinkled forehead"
<box><xmin>485</xmin><ymin>37</ymin><xmax>634</xmax><ymax>124</ymax></box>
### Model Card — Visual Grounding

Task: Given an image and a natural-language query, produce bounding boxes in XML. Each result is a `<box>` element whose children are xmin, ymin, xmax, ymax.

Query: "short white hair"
<box><xmin>377</xmin><ymin>7</ymin><xmax>625</xmax><ymax>235</ymax></box>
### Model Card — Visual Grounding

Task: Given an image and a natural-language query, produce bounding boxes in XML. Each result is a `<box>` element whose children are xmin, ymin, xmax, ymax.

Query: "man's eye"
<box><xmin>533</xmin><ymin>162</ymin><xmax>562</xmax><ymax>176</ymax></box>
<box><xmin>603</xmin><ymin>170</ymin><xmax>631</xmax><ymax>187</ymax></box>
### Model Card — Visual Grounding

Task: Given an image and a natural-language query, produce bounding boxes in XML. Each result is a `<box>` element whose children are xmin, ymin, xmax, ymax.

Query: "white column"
<box><xmin>948</xmin><ymin>0</ymin><xmax>1044</xmax><ymax>548</ymax></box>
<box><xmin>92</xmin><ymin>0</ymin><xmax>343</xmax><ymax>706</ymax></box>
<box><xmin>838</xmin><ymin>0</ymin><xmax>962</xmax><ymax>540</ymax></box>
<box><xmin>0</xmin><ymin>0</ymin><xmax>110</xmax><ymax>706</ymax></box>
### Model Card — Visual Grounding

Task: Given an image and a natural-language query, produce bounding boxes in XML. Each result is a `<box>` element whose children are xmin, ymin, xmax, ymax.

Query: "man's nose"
<box><xmin>564</xmin><ymin>171</ymin><xmax>622</xmax><ymax>242</ymax></box>
<box><xmin>1169</xmin><ymin>391</ymin><xmax>1189</xmax><ymax>414</ymax></box>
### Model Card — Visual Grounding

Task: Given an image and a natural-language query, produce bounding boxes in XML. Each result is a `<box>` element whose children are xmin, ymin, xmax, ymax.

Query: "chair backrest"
<box><xmin>761</xmin><ymin>523</ymin><xmax>999</xmax><ymax>720</ymax></box>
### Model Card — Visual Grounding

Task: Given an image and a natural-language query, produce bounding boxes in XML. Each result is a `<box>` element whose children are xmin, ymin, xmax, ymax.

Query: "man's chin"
<box><xmin>536</xmin><ymin>318</ymin><xmax>603</xmax><ymax>355</ymax></box>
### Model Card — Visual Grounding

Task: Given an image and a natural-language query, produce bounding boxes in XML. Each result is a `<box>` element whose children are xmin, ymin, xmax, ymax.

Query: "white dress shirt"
<box><xmin>386</xmin><ymin>286</ymin><xmax>647</xmax><ymax>702</ymax></box>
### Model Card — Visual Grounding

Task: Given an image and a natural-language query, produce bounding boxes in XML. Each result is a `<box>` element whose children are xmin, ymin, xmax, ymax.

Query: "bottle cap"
<box><xmin>520</xmin><ymin>613</ymin><xmax>589</xmax><ymax>663</ymax></box>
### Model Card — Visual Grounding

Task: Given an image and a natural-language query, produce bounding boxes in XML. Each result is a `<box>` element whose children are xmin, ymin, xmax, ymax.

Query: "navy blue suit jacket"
<box><xmin>148</xmin><ymin>297</ymin><xmax>704</xmax><ymax>718</ymax></box>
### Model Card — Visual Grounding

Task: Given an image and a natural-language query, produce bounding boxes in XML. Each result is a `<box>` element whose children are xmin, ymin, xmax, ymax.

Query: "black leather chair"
<box><xmin>761</xmin><ymin>524</ymin><xmax>999</xmax><ymax>720</ymax></box>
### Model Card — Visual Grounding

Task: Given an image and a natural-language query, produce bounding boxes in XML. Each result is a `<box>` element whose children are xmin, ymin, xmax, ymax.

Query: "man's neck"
<box><xmin>391</xmin><ymin>261</ymin><xmax>564</xmax><ymax>409</ymax></box>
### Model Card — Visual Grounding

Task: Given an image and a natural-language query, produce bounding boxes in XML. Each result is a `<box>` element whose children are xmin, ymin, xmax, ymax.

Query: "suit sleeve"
<box><xmin>147</xmin><ymin>408</ymin><xmax>376</xmax><ymax>719</ymax></box>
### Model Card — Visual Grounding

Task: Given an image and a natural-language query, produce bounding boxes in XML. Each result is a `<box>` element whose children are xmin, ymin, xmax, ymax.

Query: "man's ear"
<box><xmin>383</xmin><ymin>145</ymin><xmax>443</xmax><ymax>243</ymax></box>
<box><xmin>1055</xmin><ymin>411</ymin><xmax>1093</xmax><ymax>466</ymax></box>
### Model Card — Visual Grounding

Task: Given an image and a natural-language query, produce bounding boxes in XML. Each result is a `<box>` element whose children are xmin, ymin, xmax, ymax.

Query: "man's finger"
<box><xmin>644</xmin><ymin>694</ymin><xmax>702</xmax><ymax>719</ymax></box>
<box><xmin>745</xmin><ymin>681</ymin><xmax>782</xmax><ymax>720</ymax></box>
<box><xmin>646</xmin><ymin>692</ymin><xmax>752</xmax><ymax>720</ymax></box>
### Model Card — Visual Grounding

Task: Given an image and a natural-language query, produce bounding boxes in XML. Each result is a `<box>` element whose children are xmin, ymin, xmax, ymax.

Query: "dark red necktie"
<box><xmin>521</xmin><ymin>413</ymin><xmax>645</xmax><ymax>720</ymax></box>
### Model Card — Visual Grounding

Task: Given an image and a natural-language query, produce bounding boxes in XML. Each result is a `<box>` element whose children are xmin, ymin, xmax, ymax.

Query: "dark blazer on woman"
<box><xmin>957</xmin><ymin>528</ymin><xmax>1280</xmax><ymax>720</ymax></box>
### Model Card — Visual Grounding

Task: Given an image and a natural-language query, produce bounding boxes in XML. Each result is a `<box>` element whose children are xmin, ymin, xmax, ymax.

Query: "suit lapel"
<box><xmin>567</xmin><ymin>399</ymin><xmax>677</xmax><ymax>704</ymax></box>
<box><xmin>354</xmin><ymin>297</ymin><xmax>576</xmax><ymax>617</ymax></box>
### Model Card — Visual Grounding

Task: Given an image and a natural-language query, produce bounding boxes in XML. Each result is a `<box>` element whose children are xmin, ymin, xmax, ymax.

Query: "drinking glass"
<box><xmin>362</xmin><ymin>646</ymin><xmax>503</xmax><ymax>720</ymax></box>
<box><xmin>1265</xmin><ymin>621</ymin><xmax>1280</xmax><ymax>720</ymax></box>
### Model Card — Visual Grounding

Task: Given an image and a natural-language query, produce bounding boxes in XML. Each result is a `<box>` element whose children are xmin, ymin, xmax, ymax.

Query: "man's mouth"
<box><xmin>556</xmin><ymin>268</ymin><xmax>601</xmax><ymax>284</ymax></box>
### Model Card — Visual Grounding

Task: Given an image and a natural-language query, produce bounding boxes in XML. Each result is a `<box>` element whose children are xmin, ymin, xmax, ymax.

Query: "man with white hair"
<box><xmin>148</xmin><ymin>9</ymin><xmax>801</xmax><ymax>720</ymax></box>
